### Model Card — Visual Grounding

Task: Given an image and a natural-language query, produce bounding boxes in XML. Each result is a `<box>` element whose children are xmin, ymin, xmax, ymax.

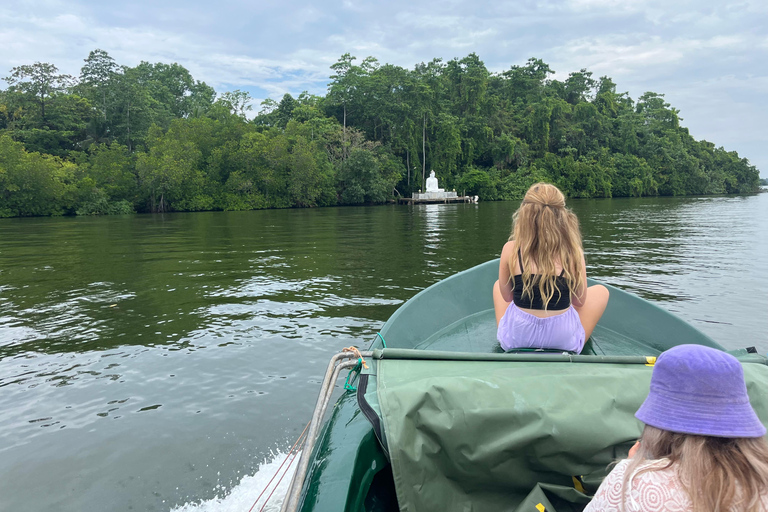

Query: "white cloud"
<box><xmin>546</xmin><ymin>34</ymin><xmax>750</xmax><ymax>79</ymax></box>
<box><xmin>566</xmin><ymin>0</ymin><xmax>650</xmax><ymax>12</ymax></box>
<box><xmin>395</xmin><ymin>13</ymin><xmax>464</xmax><ymax>29</ymax></box>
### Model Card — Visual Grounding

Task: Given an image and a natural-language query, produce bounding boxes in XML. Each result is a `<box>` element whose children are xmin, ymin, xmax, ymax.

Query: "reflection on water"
<box><xmin>0</xmin><ymin>195</ymin><xmax>766</xmax><ymax>511</ymax></box>
<box><xmin>422</xmin><ymin>204</ymin><xmax>444</xmax><ymax>247</ymax></box>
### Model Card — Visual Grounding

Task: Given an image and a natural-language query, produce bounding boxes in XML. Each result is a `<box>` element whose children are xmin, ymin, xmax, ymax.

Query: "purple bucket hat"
<box><xmin>636</xmin><ymin>344</ymin><xmax>766</xmax><ymax>438</ymax></box>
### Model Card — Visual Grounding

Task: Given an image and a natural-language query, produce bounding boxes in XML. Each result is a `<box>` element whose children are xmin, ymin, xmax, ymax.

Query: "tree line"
<box><xmin>0</xmin><ymin>50</ymin><xmax>760</xmax><ymax>217</ymax></box>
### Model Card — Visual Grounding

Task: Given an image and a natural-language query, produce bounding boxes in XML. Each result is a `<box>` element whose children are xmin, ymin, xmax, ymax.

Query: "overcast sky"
<box><xmin>2</xmin><ymin>0</ymin><xmax>766</xmax><ymax>175</ymax></box>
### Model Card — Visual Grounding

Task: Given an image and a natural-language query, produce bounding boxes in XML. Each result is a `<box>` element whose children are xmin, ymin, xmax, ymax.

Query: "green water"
<box><xmin>1</xmin><ymin>195</ymin><xmax>766</xmax><ymax>511</ymax></box>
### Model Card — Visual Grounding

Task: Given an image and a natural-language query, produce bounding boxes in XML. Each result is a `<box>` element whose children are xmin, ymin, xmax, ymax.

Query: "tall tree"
<box><xmin>327</xmin><ymin>54</ymin><xmax>378</xmax><ymax>161</ymax></box>
<box><xmin>4</xmin><ymin>62</ymin><xmax>73</xmax><ymax>123</ymax></box>
<box><xmin>217</xmin><ymin>90</ymin><xmax>253</xmax><ymax>119</ymax></box>
<box><xmin>79</xmin><ymin>49</ymin><xmax>119</xmax><ymax>123</ymax></box>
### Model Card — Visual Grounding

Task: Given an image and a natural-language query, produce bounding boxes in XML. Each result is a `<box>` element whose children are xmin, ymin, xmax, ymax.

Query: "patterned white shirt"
<box><xmin>583</xmin><ymin>458</ymin><xmax>768</xmax><ymax>512</ymax></box>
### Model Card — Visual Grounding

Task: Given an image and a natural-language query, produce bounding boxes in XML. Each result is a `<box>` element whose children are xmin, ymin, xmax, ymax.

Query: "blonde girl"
<box><xmin>492</xmin><ymin>182</ymin><xmax>609</xmax><ymax>353</ymax></box>
<box><xmin>585</xmin><ymin>344</ymin><xmax>768</xmax><ymax>511</ymax></box>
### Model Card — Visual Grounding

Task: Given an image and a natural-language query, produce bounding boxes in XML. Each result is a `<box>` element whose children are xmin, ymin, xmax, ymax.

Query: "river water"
<box><xmin>1</xmin><ymin>194</ymin><xmax>766</xmax><ymax>511</ymax></box>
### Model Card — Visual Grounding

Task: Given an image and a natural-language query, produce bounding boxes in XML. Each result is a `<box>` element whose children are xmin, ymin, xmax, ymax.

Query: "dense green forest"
<box><xmin>0</xmin><ymin>50</ymin><xmax>760</xmax><ymax>217</ymax></box>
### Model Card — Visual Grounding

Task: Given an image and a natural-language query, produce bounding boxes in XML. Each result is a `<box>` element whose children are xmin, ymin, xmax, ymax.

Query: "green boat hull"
<box><xmin>297</xmin><ymin>259</ymin><xmax>744</xmax><ymax>512</ymax></box>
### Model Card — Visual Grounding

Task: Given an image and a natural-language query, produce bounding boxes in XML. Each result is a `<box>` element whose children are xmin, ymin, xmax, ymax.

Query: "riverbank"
<box><xmin>2</xmin><ymin>53</ymin><xmax>761</xmax><ymax>219</ymax></box>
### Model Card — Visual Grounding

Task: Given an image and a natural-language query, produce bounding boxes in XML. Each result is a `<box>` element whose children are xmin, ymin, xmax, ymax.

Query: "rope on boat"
<box><xmin>259</xmin><ymin>449</ymin><xmax>301</xmax><ymax>512</ymax></box>
<box><xmin>340</xmin><ymin>347</ymin><xmax>369</xmax><ymax>392</ymax></box>
<box><xmin>342</xmin><ymin>346</ymin><xmax>369</xmax><ymax>369</ymax></box>
<box><xmin>366</xmin><ymin>332</ymin><xmax>388</xmax><ymax>351</ymax></box>
<box><xmin>343</xmin><ymin>358</ymin><xmax>363</xmax><ymax>392</ymax></box>
<box><xmin>248</xmin><ymin>421</ymin><xmax>310</xmax><ymax>512</ymax></box>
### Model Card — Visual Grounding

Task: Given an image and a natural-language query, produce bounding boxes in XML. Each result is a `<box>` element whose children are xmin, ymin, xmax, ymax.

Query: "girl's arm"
<box><xmin>498</xmin><ymin>241</ymin><xmax>516</xmax><ymax>302</ymax></box>
<box><xmin>571</xmin><ymin>252</ymin><xmax>588</xmax><ymax>307</ymax></box>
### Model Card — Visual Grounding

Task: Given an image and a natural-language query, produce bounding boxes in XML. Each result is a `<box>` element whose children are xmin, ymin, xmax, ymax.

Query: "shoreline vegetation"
<box><xmin>0</xmin><ymin>50</ymin><xmax>760</xmax><ymax>218</ymax></box>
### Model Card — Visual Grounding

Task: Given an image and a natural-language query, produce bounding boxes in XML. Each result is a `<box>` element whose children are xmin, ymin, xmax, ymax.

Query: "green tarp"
<box><xmin>373</xmin><ymin>354</ymin><xmax>768</xmax><ymax>512</ymax></box>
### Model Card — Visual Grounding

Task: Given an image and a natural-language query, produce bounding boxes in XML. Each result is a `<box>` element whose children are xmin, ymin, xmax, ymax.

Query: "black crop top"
<box><xmin>512</xmin><ymin>250</ymin><xmax>571</xmax><ymax>310</ymax></box>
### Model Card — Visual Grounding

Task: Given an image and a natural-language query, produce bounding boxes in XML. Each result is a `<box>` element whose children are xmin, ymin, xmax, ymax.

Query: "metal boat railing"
<box><xmin>280</xmin><ymin>350</ymin><xmax>372</xmax><ymax>512</ymax></box>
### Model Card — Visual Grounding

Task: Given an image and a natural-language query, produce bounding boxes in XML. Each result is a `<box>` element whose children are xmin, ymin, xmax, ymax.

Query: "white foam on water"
<box><xmin>172</xmin><ymin>451</ymin><xmax>300</xmax><ymax>512</ymax></box>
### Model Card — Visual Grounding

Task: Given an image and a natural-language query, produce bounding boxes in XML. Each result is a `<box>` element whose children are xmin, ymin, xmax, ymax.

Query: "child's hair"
<box><xmin>623</xmin><ymin>425</ymin><xmax>768</xmax><ymax>511</ymax></box>
<box><xmin>509</xmin><ymin>183</ymin><xmax>584</xmax><ymax>309</ymax></box>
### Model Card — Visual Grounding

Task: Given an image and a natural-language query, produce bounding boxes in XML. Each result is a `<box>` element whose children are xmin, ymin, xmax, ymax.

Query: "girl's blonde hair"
<box><xmin>624</xmin><ymin>425</ymin><xmax>768</xmax><ymax>511</ymax></box>
<box><xmin>509</xmin><ymin>183</ymin><xmax>584</xmax><ymax>309</ymax></box>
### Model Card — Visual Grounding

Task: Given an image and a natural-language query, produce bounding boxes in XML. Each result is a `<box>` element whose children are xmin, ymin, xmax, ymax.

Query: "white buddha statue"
<box><xmin>425</xmin><ymin>170</ymin><xmax>444</xmax><ymax>193</ymax></box>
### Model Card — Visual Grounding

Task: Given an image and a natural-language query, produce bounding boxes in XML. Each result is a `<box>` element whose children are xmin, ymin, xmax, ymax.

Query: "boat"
<box><xmin>280</xmin><ymin>259</ymin><xmax>768</xmax><ymax>512</ymax></box>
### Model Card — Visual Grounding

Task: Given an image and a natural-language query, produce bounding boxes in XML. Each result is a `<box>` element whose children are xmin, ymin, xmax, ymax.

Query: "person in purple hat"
<box><xmin>585</xmin><ymin>344</ymin><xmax>768</xmax><ymax>512</ymax></box>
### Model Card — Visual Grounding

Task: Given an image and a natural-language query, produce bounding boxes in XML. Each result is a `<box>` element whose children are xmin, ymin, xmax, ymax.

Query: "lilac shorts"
<box><xmin>497</xmin><ymin>302</ymin><xmax>585</xmax><ymax>353</ymax></box>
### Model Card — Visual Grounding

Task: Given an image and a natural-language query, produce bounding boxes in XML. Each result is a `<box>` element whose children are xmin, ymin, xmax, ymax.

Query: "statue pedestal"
<box><xmin>413</xmin><ymin>191</ymin><xmax>458</xmax><ymax>200</ymax></box>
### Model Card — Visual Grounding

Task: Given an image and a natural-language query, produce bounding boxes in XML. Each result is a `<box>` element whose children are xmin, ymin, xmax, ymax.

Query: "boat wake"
<box><xmin>172</xmin><ymin>451</ymin><xmax>299</xmax><ymax>512</ymax></box>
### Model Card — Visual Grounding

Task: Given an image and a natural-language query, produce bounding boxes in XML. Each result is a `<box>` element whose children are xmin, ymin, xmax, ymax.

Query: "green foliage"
<box><xmin>610</xmin><ymin>153</ymin><xmax>657</xmax><ymax>197</ymax></box>
<box><xmin>216</xmin><ymin>90</ymin><xmax>253</xmax><ymax>119</ymax></box>
<box><xmin>288</xmin><ymin>137</ymin><xmax>334</xmax><ymax>207</ymax></box>
<box><xmin>0</xmin><ymin>50</ymin><xmax>761</xmax><ymax>217</ymax></box>
<box><xmin>3</xmin><ymin>62</ymin><xmax>73</xmax><ymax>123</ymax></box>
<box><xmin>136</xmin><ymin>124</ymin><xmax>204</xmax><ymax>212</ymax></box>
<box><xmin>498</xmin><ymin>167</ymin><xmax>550</xmax><ymax>200</ymax></box>
<box><xmin>458</xmin><ymin>167</ymin><xmax>495</xmax><ymax>198</ymax></box>
<box><xmin>74</xmin><ymin>142</ymin><xmax>138</xmax><ymax>214</ymax></box>
<box><xmin>0</xmin><ymin>135</ymin><xmax>75</xmax><ymax>216</ymax></box>
<box><xmin>337</xmin><ymin>147</ymin><xmax>403</xmax><ymax>205</ymax></box>
<box><xmin>76</xmin><ymin>187</ymin><xmax>134</xmax><ymax>215</ymax></box>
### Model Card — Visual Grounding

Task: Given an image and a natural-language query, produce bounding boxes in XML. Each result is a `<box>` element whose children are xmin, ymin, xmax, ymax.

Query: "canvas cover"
<box><xmin>369</xmin><ymin>350</ymin><xmax>768</xmax><ymax>512</ymax></box>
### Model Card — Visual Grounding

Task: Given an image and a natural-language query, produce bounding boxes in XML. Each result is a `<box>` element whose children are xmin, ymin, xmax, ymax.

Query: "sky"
<box><xmin>1</xmin><ymin>0</ymin><xmax>766</xmax><ymax>176</ymax></box>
